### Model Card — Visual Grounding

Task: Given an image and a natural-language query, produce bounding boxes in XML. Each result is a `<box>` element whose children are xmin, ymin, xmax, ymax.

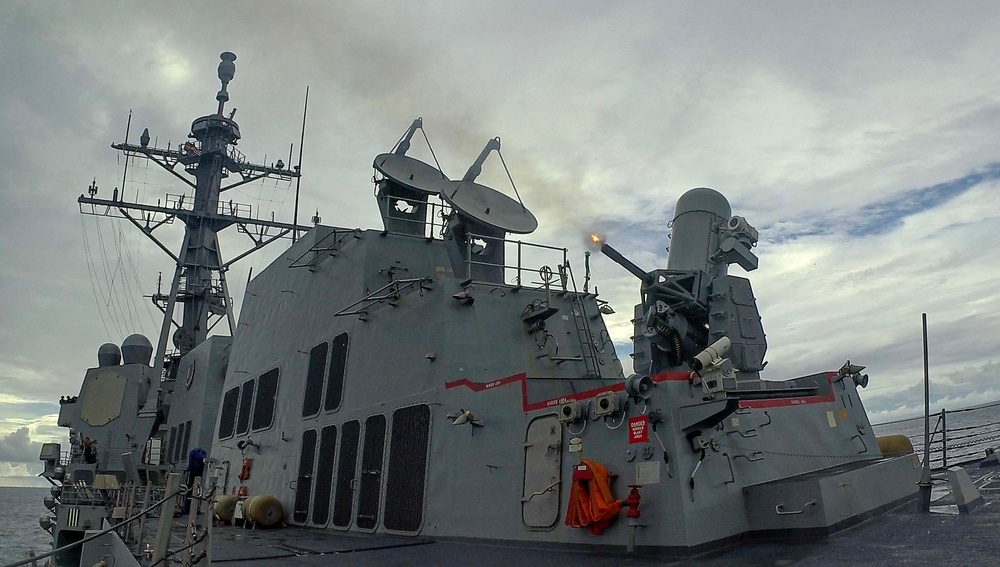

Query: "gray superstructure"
<box><xmin>36</xmin><ymin>53</ymin><xmax>927</xmax><ymax>566</ymax></box>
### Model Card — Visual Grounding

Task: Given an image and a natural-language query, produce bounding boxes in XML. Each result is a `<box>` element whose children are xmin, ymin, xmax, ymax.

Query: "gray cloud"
<box><xmin>0</xmin><ymin>428</ymin><xmax>39</xmax><ymax>464</ymax></box>
<box><xmin>3</xmin><ymin>1</ymin><xmax>1000</xmax><ymax>466</ymax></box>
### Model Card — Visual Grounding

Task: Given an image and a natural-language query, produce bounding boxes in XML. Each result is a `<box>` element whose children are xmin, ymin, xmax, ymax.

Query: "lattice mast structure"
<box><xmin>79</xmin><ymin>52</ymin><xmax>309</xmax><ymax>378</ymax></box>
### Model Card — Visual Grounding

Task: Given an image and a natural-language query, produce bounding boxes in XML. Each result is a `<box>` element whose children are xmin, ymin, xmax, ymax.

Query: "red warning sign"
<box><xmin>628</xmin><ymin>416</ymin><xmax>648</xmax><ymax>444</ymax></box>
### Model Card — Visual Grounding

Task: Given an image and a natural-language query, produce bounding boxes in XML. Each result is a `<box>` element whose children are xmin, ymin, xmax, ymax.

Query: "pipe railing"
<box><xmin>876</xmin><ymin>401</ymin><xmax>1000</xmax><ymax>470</ymax></box>
<box><xmin>465</xmin><ymin>232</ymin><xmax>570</xmax><ymax>290</ymax></box>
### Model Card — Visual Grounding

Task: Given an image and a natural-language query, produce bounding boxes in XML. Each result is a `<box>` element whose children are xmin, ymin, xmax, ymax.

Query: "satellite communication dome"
<box><xmin>97</xmin><ymin>343</ymin><xmax>121</xmax><ymax>367</ymax></box>
<box><xmin>121</xmin><ymin>334</ymin><xmax>154</xmax><ymax>366</ymax></box>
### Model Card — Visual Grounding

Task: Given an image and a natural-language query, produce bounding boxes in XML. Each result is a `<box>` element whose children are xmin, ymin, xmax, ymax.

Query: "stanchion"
<box><xmin>918</xmin><ymin>313</ymin><xmax>932</xmax><ymax>512</ymax></box>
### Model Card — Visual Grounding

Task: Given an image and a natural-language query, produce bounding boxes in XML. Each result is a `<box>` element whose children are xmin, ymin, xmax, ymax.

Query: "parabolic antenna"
<box><xmin>442</xmin><ymin>180</ymin><xmax>538</xmax><ymax>234</ymax></box>
<box><xmin>373</xmin><ymin>153</ymin><xmax>448</xmax><ymax>195</ymax></box>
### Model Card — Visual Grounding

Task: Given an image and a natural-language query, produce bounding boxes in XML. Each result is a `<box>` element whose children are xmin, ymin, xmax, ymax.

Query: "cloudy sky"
<box><xmin>2</xmin><ymin>1</ymin><xmax>1000</xmax><ymax>486</ymax></box>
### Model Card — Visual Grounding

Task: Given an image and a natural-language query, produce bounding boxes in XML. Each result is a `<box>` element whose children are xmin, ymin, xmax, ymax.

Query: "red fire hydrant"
<box><xmin>625</xmin><ymin>484</ymin><xmax>642</xmax><ymax>518</ymax></box>
<box><xmin>625</xmin><ymin>484</ymin><xmax>643</xmax><ymax>556</ymax></box>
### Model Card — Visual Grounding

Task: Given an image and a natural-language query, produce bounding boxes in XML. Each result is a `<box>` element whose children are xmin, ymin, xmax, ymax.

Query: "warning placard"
<box><xmin>628</xmin><ymin>416</ymin><xmax>648</xmax><ymax>444</ymax></box>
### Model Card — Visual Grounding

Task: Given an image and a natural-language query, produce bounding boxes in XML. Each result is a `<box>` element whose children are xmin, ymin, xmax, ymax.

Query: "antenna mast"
<box><xmin>293</xmin><ymin>86</ymin><xmax>309</xmax><ymax>243</ymax></box>
<box><xmin>78</xmin><ymin>52</ymin><xmax>310</xmax><ymax>379</ymax></box>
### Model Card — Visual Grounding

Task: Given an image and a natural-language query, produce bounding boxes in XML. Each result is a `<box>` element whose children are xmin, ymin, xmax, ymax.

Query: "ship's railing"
<box><xmin>55</xmin><ymin>446</ymin><xmax>115</xmax><ymax>468</ymax></box>
<box><xmin>165</xmin><ymin>192</ymin><xmax>196</xmax><ymax>211</ymax></box>
<box><xmin>56</xmin><ymin>482</ymin><xmax>108</xmax><ymax>506</ymax></box>
<box><xmin>217</xmin><ymin>198</ymin><xmax>253</xmax><ymax>218</ymax></box>
<box><xmin>376</xmin><ymin>195</ymin><xmax>575</xmax><ymax>292</ymax></box>
<box><xmin>165</xmin><ymin>193</ymin><xmax>255</xmax><ymax>219</ymax></box>
<box><xmin>379</xmin><ymin>192</ymin><xmax>452</xmax><ymax>239</ymax></box>
<box><xmin>466</xmin><ymin>232</ymin><xmax>570</xmax><ymax>291</ymax></box>
<box><xmin>176</xmin><ymin>274</ymin><xmax>224</xmax><ymax>296</ymax></box>
<box><xmin>874</xmin><ymin>401</ymin><xmax>1000</xmax><ymax>469</ymax></box>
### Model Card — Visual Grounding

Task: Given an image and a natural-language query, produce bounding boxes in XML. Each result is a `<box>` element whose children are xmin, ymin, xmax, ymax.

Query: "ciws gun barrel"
<box><xmin>600</xmin><ymin>242</ymin><xmax>651</xmax><ymax>284</ymax></box>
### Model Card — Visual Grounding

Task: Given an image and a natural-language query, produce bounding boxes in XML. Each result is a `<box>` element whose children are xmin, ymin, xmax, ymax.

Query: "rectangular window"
<box><xmin>181</xmin><ymin>419</ymin><xmax>193</xmax><ymax>459</ymax></box>
<box><xmin>252</xmin><ymin>368</ymin><xmax>280</xmax><ymax>431</ymax></box>
<box><xmin>236</xmin><ymin>379</ymin><xmax>255</xmax><ymax>435</ymax></box>
<box><xmin>218</xmin><ymin>387</ymin><xmax>240</xmax><ymax>439</ymax></box>
<box><xmin>324</xmin><ymin>333</ymin><xmax>349</xmax><ymax>412</ymax></box>
<box><xmin>167</xmin><ymin>426</ymin><xmax>177</xmax><ymax>464</ymax></box>
<box><xmin>172</xmin><ymin>422</ymin><xmax>184</xmax><ymax>463</ymax></box>
<box><xmin>302</xmin><ymin>343</ymin><xmax>328</xmax><ymax>418</ymax></box>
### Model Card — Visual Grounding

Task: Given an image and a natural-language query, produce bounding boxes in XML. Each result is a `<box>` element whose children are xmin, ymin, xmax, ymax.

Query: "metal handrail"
<box><xmin>465</xmin><ymin>232</ymin><xmax>569</xmax><ymax>290</ymax></box>
<box><xmin>378</xmin><ymin>194</ymin><xmax>452</xmax><ymax>240</ymax></box>
<box><xmin>1</xmin><ymin>487</ymin><xmax>186</xmax><ymax>567</ymax></box>
<box><xmin>877</xmin><ymin>405</ymin><xmax>1000</xmax><ymax>470</ymax></box>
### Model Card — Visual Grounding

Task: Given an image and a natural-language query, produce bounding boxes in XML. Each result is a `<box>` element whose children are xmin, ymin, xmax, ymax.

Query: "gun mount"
<box><xmin>601</xmin><ymin>187</ymin><xmax>765</xmax><ymax>380</ymax></box>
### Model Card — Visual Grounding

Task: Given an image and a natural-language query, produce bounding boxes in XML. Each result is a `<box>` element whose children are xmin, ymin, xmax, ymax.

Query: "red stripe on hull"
<box><xmin>738</xmin><ymin>372</ymin><xmax>838</xmax><ymax>409</ymax></box>
<box><xmin>445</xmin><ymin>370</ymin><xmax>692</xmax><ymax>413</ymax></box>
<box><xmin>446</xmin><ymin>371</ymin><xmax>842</xmax><ymax>412</ymax></box>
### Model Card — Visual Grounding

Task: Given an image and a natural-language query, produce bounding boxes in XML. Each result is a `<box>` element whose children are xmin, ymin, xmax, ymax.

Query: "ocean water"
<box><xmin>0</xmin><ymin>487</ymin><xmax>53</xmax><ymax>565</ymax></box>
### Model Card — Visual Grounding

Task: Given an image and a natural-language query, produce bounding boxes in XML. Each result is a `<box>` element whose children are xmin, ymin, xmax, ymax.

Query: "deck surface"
<box><xmin>197</xmin><ymin>465</ymin><xmax>1000</xmax><ymax>566</ymax></box>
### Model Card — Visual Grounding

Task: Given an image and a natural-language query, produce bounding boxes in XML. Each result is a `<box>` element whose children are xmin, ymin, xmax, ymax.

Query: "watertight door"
<box><xmin>293</xmin><ymin>429</ymin><xmax>318</xmax><ymax>523</ymax></box>
<box><xmin>357</xmin><ymin>414</ymin><xmax>387</xmax><ymax>530</ymax></box>
<box><xmin>312</xmin><ymin>424</ymin><xmax>338</xmax><ymax>525</ymax></box>
<box><xmin>522</xmin><ymin>414</ymin><xmax>562</xmax><ymax>528</ymax></box>
<box><xmin>332</xmin><ymin>420</ymin><xmax>360</xmax><ymax>528</ymax></box>
<box><xmin>383</xmin><ymin>404</ymin><xmax>432</xmax><ymax>532</ymax></box>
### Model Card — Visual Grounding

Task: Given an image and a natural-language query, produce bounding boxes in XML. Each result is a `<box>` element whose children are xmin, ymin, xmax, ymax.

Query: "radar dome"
<box><xmin>667</xmin><ymin>187</ymin><xmax>733</xmax><ymax>274</ymax></box>
<box><xmin>673</xmin><ymin>187</ymin><xmax>731</xmax><ymax>221</ymax></box>
<box><xmin>121</xmin><ymin>334</ymin><xmax>153</xmax><ymax>366</ymax></box>
<box><xmin>97</xmin><ymin>343</ymin><xmax>122</xmax><ymax>367</ymax></box>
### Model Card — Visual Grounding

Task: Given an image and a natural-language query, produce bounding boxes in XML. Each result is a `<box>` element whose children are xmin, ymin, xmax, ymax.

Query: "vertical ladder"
<box><xmin>560</xmin><ymin>261</ymin><xmax>602</xmax><ymax>379</ymax></box>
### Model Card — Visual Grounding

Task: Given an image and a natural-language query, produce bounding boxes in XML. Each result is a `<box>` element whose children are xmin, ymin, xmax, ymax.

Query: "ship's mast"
<box><xmin>79</xmin><ymin>52</ymin><xmax>309</xmax><ymax>377</ymax></box>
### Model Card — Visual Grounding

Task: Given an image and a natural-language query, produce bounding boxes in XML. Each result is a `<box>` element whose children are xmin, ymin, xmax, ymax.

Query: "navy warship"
<box><xmin>30</xmin><ymin>52</ymin><xmax>989</xmax><ymax>567</ymax></box>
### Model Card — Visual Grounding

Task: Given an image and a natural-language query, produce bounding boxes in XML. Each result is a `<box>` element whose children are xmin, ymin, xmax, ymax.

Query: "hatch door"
<box><xmin>522</xmin><ymin>414</ymin><xmax>562</xmax><ymax>528</ymax></box>
<box><xmin>293</xmin><ymin>429</ymin><xmax>318</xmax><ymax>523</ymax></box>
<box><xmin>356</xmin><ymin>414</ymin><xmax>387</xmax><ymax>530</ymax></box>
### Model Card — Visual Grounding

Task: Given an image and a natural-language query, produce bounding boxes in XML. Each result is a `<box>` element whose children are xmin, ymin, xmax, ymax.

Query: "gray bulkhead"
<box><xmin>209</xmin><ymin>226</ymin><xmax>627</xmax><ymax>534</ymax></box>
<box><xmin>160</xmin><ymin>336</ymin><xmax>232</xmax><ymax>471</ymax></box>
<box><xmin>206</xmin><ymin>223</ymin><xmax>906</xmax><ymax>551</ymax></box>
